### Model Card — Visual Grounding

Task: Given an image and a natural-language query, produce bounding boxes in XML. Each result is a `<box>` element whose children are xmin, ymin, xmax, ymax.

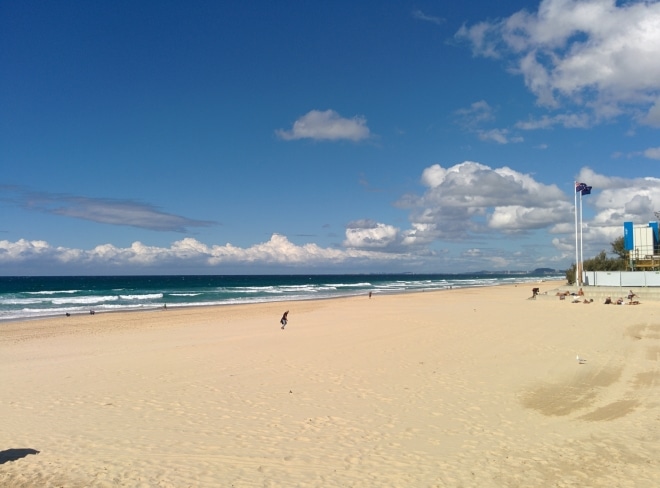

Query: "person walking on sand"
<box><xmin>280</xmin><ymin>310</ymin><xmax>289</xmax><ymax>330</ymax></box>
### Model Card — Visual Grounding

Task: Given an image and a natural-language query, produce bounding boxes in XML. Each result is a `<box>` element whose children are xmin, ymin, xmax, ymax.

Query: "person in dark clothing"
<box><xmin>280</xmin><ymin>310</ymin><xmax>289</xmax><ymax>330</ymax></box>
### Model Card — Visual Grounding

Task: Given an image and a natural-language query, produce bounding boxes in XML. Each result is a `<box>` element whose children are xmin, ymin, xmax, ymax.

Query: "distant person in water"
<box><xmin>280</xmin><ymin>310</ymin><xmax>289</xmax><ymax>330</ymax></box>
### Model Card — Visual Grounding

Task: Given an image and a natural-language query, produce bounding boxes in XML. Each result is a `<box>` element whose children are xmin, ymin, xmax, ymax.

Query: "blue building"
<box><xmin>623</xmin><ymin>221</ymin><xmax>660</xmax><ymax>269</ymax></box>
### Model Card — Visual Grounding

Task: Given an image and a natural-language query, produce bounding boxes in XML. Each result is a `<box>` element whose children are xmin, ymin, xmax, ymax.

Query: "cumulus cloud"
<box><xmin>456</xmin><ymin>0</ymin><xmax>660</xmax><ymax>124</ymax></box>
<box><xmin>275</xmin><ymin>109</ymin><xmax>371</xmax><ymax>141</ymax></box>
<box><xmin>576</xmin><ymin>168</ymin><xmax>660</xmax><ymax>224</ymax></box>
<box><xmin>344</xmin><ymin>220</ymin><xmax>401</xmax><ymax>250</ymax></box>
<box><xmin>546</xmin><ymin>167</ymin><xmax>660</xmax><ymax>254</ymax></box>
<box><xmin>0</xmin><ymin>239</ymin><xmax>51</xmax><ymax>261</ymax></box>
<box><xmin>397</xmin><ymin>161</ymin><xmax>569</xmax><ymax>240</ymax></box>
<box><xmin>206</xmin><ymin>234</ymin><xmax>368</xmax><ymax>265</ymax></box>
<box><xmin>1</xmin><ymin>187</ymin><xmax>214</xmax><ymax>232</ymax></box>
<box><xmin>342</xmin><ymin>218</ymin><xmax>447</xmax><ymax>253</ymax></box>
<box><xmin>0</xmin><ymin>234</ymin><xmax>407</xmax><ymax>273</ymax></box>
<box><xmin>334</xmin><ymin>161</ymin><xmax>581</xmax><ymax>268</ymax></box>
<box><xmin>384</xmin><ymin>161</ymin><xmax>660</xmax><ymax>265</ymax></box>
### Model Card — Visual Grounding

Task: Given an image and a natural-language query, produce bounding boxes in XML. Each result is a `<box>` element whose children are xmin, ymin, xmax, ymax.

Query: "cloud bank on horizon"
<box><xmin>2</xmin><ymin>0</ymin><xmax>660</xmax><ymax>275</ymax></box>
<box><xmin>3</xmin><ymin>164</ymin><xmax>658</xmax><ymax>274</ymax></box>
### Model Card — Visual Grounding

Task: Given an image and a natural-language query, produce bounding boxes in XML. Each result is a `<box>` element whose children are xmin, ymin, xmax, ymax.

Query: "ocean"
<box><xmin>0</xmin><ymin>273</ymin><xmax>562</xmax><ymax>322</ymax></box>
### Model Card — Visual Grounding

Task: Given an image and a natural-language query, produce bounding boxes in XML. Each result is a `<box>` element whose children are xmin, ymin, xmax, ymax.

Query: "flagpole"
<box><xmin>579</xmin><ymin>190</ymin><xmax>584</xmax><ymax>287</ymax></box>
<box><xmin>574</xmin><ymin>182</ymin><xmax>580</xmax><ymax>286</ymax></box>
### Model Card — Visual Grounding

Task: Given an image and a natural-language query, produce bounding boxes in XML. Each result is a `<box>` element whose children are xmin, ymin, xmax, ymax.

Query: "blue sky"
<box><xmin>2</xmin><ymin>0</ymin><xmax>660</xmax><ymax>275</ymax></box>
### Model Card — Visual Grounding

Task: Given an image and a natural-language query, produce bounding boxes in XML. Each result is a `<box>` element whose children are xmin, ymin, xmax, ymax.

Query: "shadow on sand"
<box><xmin>0</xmin><ymin>448</ymin><xmax>40</xmax><ymax>464</ymax></box>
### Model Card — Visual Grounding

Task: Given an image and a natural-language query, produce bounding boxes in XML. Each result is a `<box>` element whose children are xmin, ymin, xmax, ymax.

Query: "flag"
<box><xmin>575</xmin><ymin>182</ymin><xmax>587</xmax><ymax>192</ymax></box>
<box><xmin>581</xmin><ymin>185</ymin><xmax>592</xmax><ymax>196</ymax></box>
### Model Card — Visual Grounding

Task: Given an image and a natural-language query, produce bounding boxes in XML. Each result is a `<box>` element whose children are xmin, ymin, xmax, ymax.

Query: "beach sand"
<box><xmin>1</xmin><ymin>281</ymin><xmax>659</xmax><ymax>487</ymax></box>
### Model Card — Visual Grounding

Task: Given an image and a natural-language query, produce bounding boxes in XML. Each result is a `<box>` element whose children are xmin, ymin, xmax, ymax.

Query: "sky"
<box><xmin>2</xmin><ymin>0</ymin><xmax>660</xmax><ymax>275</ymax></box>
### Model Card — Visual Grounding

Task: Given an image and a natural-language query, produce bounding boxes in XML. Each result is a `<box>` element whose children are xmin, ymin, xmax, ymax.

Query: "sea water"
<box><xmin>0</xmin><ymin>273</ymin><xmax>562</xmax><ymax>322</ymax></box>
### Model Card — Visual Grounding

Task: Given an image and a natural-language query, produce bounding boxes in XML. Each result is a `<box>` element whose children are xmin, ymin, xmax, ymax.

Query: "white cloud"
<box><xmin>456</xmin><ymin>0</ymin><xmax>660</xmax><ymax>123</ymax></box>
<box><xmin>546</xmin><ymin>167</ymin><xmax>660</xmax><ymax>255</ymax></box>
<box><xmin>576</xmin><ymin>168</ymin><xmax>660</xmax><ymax>222</ymax></box>
<box><xmin>0</xmin><ymin>239</ymin><xmax>51</xmax><ymax>261</ymax></box>
<box><xmin>384</xmin><ymin>161</ymin><xmax>660</xmax><ymax>262</ymax></box>
<box><xmin>275</xmin><ymin>109</ymin><xmax>371</xmax><ymax>141</ymax></box>
<box><xmin>489</xmin><ymin>206</ymin><xmax>564</xmax><ymax>231</ymax></box>
<box><xmin>644</xmin><ymin>146</ymin><xmax>660</xmax><ymax>160</ymax></box>
<box><xmin>0</xmin><ymin>234</ymin><xmax>405</xmax><ymax>272</ymax></box>
<box><xmin>397</xmin><ymin>161</ymin><xmax>570</xmax><ymax>241</ymax></box>
<box><xmin>206</xmin><ymin>234</ymin><xmax>381</xmax><ymax>265</ymax></box>
<box><xmin>344</xmin><ymin>220</ymin><xmax>401</xmax><ymax>249</ymax></box>
<box><xmin>400</xmin><ymin>223</ymin><xmax>438</xmax><ymax>247</ymax></box>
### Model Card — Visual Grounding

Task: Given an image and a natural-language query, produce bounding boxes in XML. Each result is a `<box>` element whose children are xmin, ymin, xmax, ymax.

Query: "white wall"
<box><xmin>585</xmin><ymin>271</ymin><xmax>660</xmax><ymax>286</ymax></box>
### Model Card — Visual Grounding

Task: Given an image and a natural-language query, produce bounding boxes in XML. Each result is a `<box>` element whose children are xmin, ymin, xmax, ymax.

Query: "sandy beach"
<box><xmin>1</xmin><ymin>281</ymin><xmax>659</xmax><ymax>487</ymax></box>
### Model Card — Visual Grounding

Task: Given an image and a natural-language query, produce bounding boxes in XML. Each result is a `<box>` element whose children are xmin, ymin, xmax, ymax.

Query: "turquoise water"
<box><xmin>0</xmin><ymin>273</ymin><xmax>561</xmax><ymax>322</ymax></box>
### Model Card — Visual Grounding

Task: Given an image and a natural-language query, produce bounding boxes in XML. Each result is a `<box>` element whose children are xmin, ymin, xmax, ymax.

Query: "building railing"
<box><xmin>627</xmin><ymin>250</ymin><xmax>660</xmax><ymax>271</ymax></box>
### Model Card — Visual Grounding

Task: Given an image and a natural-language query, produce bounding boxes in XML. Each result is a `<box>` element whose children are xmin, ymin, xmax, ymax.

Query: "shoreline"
<box><xmin>0</xmin><ymin>278</ymin><xmax>564</xmax><ymax>326</ymax></box>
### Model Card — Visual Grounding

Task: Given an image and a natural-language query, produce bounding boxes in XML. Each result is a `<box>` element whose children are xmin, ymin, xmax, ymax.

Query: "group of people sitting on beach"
<box><xmin>604</xmin><ymin>290</ymin><xmax>640</xmax><ymax>305</ymax></box>
<box><xmin>553</xmin><ymin>288</ymin><xmax>641</xmax><ymax>305</ymax></box>
<box><xmin>555</xmin><ymin>289</ymin><xmax>583</xmax><ymax>302</ymax></box>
